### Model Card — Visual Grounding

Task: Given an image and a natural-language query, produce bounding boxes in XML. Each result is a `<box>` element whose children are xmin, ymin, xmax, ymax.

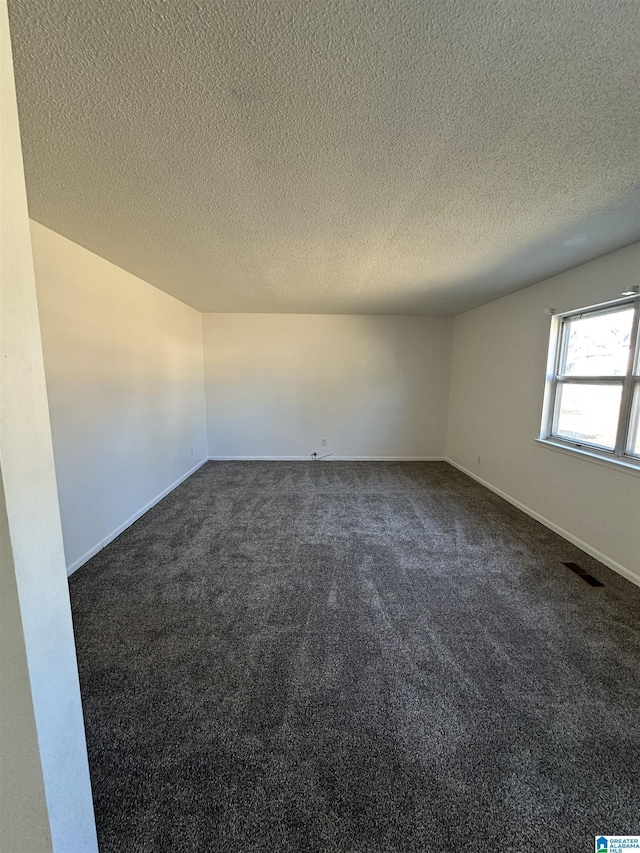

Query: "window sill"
<box><xmin>535</xmin><ymin>438</ymin><xmax>640</xmax><ymax>476</ymax></box>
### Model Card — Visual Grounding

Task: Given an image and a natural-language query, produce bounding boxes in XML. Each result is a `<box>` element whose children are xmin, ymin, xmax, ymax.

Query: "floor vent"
<box><xmin>563</xmin><ymin>562</ymin><xmax>604</xmax><ymax>586</ymax></box>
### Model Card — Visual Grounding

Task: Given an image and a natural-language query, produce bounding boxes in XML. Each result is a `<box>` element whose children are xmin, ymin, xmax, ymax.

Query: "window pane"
<box><xmin>554</xmin><ymin>383</ymin><xmax>622</xmax><ymax>449</ymax></box>
<box><xmin>562</xmin><ymin>307</ymin><xmax>633</xmax><ymax>377</ymax></box>
<box><xmin>626</xmin><ymin>382</ymin><xmax>640</xmax><ymax>458</ymax></box>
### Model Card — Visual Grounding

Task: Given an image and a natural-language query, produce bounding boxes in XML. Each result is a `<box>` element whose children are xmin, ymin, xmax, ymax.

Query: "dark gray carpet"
<box><xmin>69</xmin><ymin>462</ymin><xmax>640</xmax><ymax>852</ymax></box>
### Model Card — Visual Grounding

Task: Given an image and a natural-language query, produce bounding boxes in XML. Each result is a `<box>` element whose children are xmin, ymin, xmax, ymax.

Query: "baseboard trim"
<box><xmin>445</xmin><ymin>458</ymin><xmax>640</xmax><ymax>589</ymax></box>
<box><xmin>207</xmin><ymin>456</ymin><xmax>446</xmax><ymax>462</ymax></box>
<box><xmin>70</xmin><ymin>456</ymin><xmax>637</xmax><ymax>587</ymax></box>
<box><xmin>66</xmin><ymin>457</ymin><xmax>208</xmax><ymax>576</ymax></box>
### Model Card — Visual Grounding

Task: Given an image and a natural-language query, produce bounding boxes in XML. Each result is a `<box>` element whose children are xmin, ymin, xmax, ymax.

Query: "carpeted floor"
<box><xmin>69</xmin><ymin>461</ymin><xmax>640</xmax><ymax>852</ymax></box>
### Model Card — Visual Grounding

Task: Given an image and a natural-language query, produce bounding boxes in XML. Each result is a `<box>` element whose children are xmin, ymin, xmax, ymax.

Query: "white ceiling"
<box><xmin>9</xmin><ymin>0</ymin><xmax>640</xmax><ymax>315</ymax></box>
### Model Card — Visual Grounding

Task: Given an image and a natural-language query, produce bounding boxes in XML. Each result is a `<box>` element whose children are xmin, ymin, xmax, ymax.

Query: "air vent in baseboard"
<box><xmin>563</xmin><ymin>562</ymin><xmax>604</xmax><ymax>587</ymax></box>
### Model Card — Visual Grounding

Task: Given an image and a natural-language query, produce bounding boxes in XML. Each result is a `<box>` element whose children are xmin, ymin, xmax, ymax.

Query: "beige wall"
<box><xmin>32</xmin><ymin>222</ymin><xmax>208</xmax><ymax>573</ymax></box>
<box><xmin>0</xmin><ymin>2</ymin><xmax>97</xmax><ymax>849</ymax></box>
<box><xmin>0</xmin><ymin>484</ymin><xmax>51</xmax><ymax>853</ymax></box>
<box><xmin>202</xmin><ymin>313</ymin><xmax>453</xmax><ymax>459</ymax></box>
<box><xmin>446</xmin><ymin>243</ymin><xmax>640</xmax><ymax>584</ymax></box>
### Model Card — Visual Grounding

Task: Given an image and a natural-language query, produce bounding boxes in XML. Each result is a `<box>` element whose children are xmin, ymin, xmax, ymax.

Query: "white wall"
<box><xmin>446</xmin><ymin>243</ymin><xmax>640</xmax><ymax>584</ymax></box>
<box><xmin>32</xmin><ymin>222</ymin><xmax>208</xmax><ymax>573</ymax></box>
<box><xmin>203</xmin><ymin>313</ymin><xmax>452</xmax><ymax>459</ymax></box>
<box><xmin>30</xmin><ymin>226</ymin><xmax>639</xmax><ymax>584</ymax></box>
<box><xmin>0</xmin><ymin>2</ymin><xmax>97</xmax><ymax>849</ymax></box>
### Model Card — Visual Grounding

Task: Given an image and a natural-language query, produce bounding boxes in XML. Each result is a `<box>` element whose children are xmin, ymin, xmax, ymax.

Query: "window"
<box><xmin>541</xmin><ymin>295</ymin><xmax>640</xmax><ymax>467</ymax></box>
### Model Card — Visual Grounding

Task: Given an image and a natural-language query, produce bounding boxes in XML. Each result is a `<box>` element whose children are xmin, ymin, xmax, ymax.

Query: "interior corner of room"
<box><xmin>32</xmin><ymin>221</ymin><xmax>640</xmax><ymax>586</ymax></box>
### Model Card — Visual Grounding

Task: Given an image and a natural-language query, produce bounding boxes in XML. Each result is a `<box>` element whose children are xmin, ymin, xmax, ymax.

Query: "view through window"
<box><xmin>544</xmin><ymin>297</ymin><xmax>640</xmax><ymax>463</ymax></box>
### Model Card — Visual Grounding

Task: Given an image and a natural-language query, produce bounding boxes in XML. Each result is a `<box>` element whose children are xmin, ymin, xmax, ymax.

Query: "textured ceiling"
<box><xmin>8</xmin><ymin>0</ymin><xmax>640</xmax><ymax>315</ymax></box>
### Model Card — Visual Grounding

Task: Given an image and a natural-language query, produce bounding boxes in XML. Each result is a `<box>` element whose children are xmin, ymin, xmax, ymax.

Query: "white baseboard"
<box><xmin>207</xmin><ymin>456</ymin><xmax>446</xmax><ymax>462</ymax></box>
<box><xmin>71</xmin><ymin>456</ymin><xmax>637</xmax><ymax>589</ymax></box>
<box><xmin>329</xmin><ymin>456</ymin><xmax>445</xmax><ymax>462</ymax></box>
<box><xmin>66</xmin><ymin>458</ymin><xmax>208</xmax><ymax>576</ymax></box>
<box><xmin>445</xmin><ymin>458</ymin><xmax>640</xmax><ymax>589</ymax></box>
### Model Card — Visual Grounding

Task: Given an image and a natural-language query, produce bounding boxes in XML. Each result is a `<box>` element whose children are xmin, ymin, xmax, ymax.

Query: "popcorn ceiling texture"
<box><xmin>8</xmin><ymin>0</ymin><xmax>640</xmax><ymax>314</ymax></box>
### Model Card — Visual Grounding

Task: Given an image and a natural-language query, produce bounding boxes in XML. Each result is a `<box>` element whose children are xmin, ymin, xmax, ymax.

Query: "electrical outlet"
<box><xmin>321</xmin><ymin>438</ymin><xmax>327</xmax><ymax>446</ymax></box>
<box><xmin>477</xmin><ymin>455</ymin><xmax>481</xmax><ymax>464</ymax></box>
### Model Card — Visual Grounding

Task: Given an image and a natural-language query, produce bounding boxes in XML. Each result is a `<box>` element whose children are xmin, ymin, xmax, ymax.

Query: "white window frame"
<box><xmin>539</xmin><ymin>294</ymin><xmax>640</xmax><ymax>470</ymax></box>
